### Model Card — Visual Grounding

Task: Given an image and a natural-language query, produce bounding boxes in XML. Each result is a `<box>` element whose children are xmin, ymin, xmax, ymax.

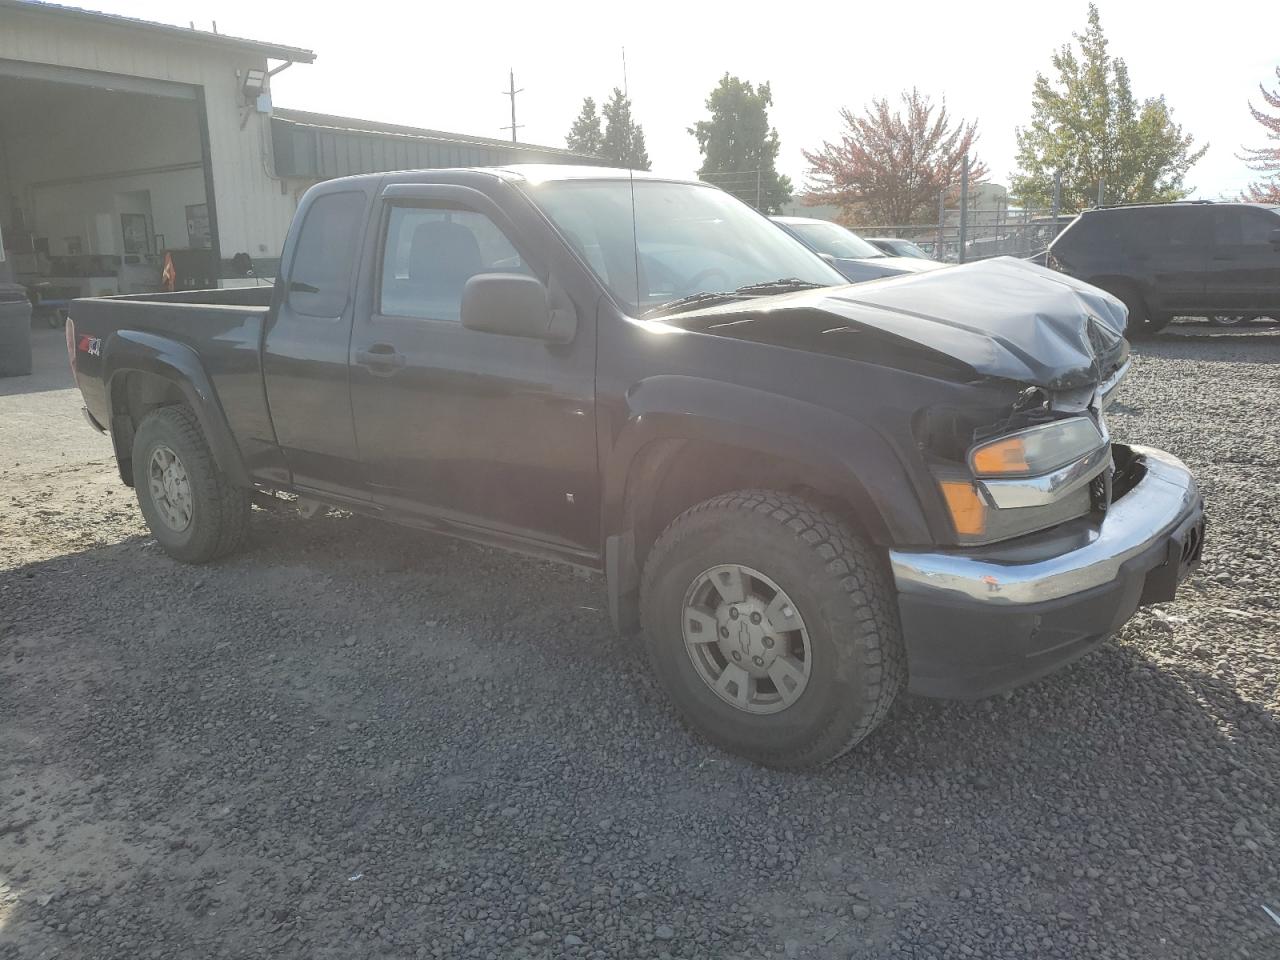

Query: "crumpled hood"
<box><xmin>662</xmin><ymin>257</ymin><xmax>1129</xmax><ymax>391</ymax></box>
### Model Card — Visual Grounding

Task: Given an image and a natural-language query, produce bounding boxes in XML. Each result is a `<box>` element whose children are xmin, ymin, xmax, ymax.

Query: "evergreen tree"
<box><xmin>600</xmin><ymin>88</ymin><xmax>651</xmax><ymax>170</ymax></box>
<box><xmin>565</xmin><ymin>97</ymin><xmax>603</xmax><ymax>157</ymax></box>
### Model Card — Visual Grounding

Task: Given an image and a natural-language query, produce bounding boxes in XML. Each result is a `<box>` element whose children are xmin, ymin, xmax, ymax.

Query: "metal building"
<box><xmin>0</xmin><ymin>0</ymin><xmax>597</xmax><ymax>303</ymax></box>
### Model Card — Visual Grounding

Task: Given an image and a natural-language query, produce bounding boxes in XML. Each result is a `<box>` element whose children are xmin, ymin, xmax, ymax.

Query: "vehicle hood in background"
<box><xmin>661</xmin><ymin>257</ymin><xmax>1129</xmax><ymax>391</ymax></box>
<box><xmin>830</xmin><ymin>254</ymin><xmax>947</xmax><ymax>283</ymax></box>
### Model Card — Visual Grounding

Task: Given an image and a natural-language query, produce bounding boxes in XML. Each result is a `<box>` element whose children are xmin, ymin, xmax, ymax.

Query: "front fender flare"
<box><xmin>604</xmin><ymin>375</ymin><xmax>930</xmax><ymax>546</ymax></box>
<box><xmin>104</xmin><ymin>330</ymin><xmax>250</xmax><ymax>488</ymax></box>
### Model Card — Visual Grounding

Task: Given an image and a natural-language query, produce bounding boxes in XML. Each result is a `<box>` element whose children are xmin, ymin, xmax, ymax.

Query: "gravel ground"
<box><xmin>1</xmin><ymin>324</ymin><xmax>1277</xmax><ymax>959</ymax></box>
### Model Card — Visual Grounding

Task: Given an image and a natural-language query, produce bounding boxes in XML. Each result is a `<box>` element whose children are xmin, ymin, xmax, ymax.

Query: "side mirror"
<box><xmin>461</xmin><ymin>273</ymin><xmax>576</xmax><ymax>343</ymax></box>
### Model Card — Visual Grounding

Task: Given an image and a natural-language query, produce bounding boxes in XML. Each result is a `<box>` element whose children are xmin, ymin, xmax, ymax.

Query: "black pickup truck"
<box><xmin>67</xmin><ymin>166</ymin><xmax>1205</xmax><ymax>768</ymax></box>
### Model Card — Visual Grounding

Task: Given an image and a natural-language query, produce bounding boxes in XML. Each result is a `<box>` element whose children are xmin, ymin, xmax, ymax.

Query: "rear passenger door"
<box><xmin>1140</xmin><ymin>206</ymin><xmax>1212</xmax><ymax>315</ymax></box>
<box><xmin>348</xmin><ymin>183</ymin><xmax>599</xmax><ymax>558</ymax></box>
<box><xmin>1206</xmin><ymin>206</ymin><xmax>1280</xmax><ymax>312</ymax></box>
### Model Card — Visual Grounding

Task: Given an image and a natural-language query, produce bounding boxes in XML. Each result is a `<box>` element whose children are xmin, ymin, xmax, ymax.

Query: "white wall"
<box><xmin>0</xmin><ymin>6</ymin><xmax>304</xmax><ymax>259</ymax></box>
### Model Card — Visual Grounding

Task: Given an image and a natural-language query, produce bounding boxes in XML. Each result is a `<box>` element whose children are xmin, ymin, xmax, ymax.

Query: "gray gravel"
<box><xmin>1</xmin><ymin>323</ymin><xmax>1278</xmax><ymax>959</ymax></box>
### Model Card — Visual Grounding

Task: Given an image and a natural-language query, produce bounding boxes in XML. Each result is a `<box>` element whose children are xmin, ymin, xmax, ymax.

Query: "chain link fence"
<box><xmin>849</xmin><ymin>208</ymin><xmax>1069</xmax><ymax>263</ymax></box>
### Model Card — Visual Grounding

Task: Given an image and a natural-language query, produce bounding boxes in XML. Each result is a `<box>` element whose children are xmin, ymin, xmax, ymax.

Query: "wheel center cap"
<box><xmin>717</xmin><ymin>601</ymin><xmax>777</xmax><ymax>676</ymax></box>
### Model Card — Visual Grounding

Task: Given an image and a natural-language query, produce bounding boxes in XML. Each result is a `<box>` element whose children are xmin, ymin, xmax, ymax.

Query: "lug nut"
<box><xmin>729</xmin><ymin>608</ymin><xmax>739</xmax><ymax>620</ymax></box>
<box><xmin>750</xmin><ymin>612</ymin><xmax>762</xmax><ymax>625</ymax></box>
<box><xmin>752</xmin><ymin>656</ymin><xmax>764</xmax><ymax>667</ymax></box>
<box><xmin>763</xmin><ymin>636</ymin><xmax>775</xmax><ymax>649</ymax></box>
<box><xmin>719</xmin><ymin>626</ymin><xmax>730</xmax><ymax>638</ymax></box>
<box><xmin>732</xmin><ymin>651</ymin><xmax>742</xmax><ymax>661</ymax></box>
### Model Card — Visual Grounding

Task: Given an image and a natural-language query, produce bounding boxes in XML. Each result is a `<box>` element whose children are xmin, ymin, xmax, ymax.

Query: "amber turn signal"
<box><xmin>938</xmin><ymin>480</ymin><xmax>987</xmax><ymax>537</ymax></box>
<box><xmin>971</xmin><ymin>435</ymin><xmax>1030</xmax><ymax>475</ymax></box>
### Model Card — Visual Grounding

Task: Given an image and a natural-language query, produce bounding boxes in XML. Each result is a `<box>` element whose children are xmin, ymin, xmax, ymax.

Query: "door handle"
<box><xmin>355</xmin><ymin>343</ymin><xmax>406</xmax><ymax>375</ymax></box>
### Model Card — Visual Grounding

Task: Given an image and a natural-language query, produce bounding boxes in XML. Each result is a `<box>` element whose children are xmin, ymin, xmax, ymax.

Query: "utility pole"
<box><xmin>1097</xmin><ymin>177</ymin><xmax>1105</xmax><ymax>207</ymax></box>
<box><xmin>501</xmin><ymin>68</ymin><xmax>523</xmax><ymax>143</ymax></box>
<box><xmin>958</xmin><ymin>154</ymin><xmax>970</xmax><ymax>264</ymax></box>
<box><xmin>756</xmin><ymin>168</ymin><xmax>762</xmax><ymax>210</ymax></box>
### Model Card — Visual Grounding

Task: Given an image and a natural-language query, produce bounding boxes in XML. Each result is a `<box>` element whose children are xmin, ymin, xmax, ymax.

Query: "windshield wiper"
<box><xmin>642</xmin><ymin>291</ymin><xmax>748</xmax><ymax>319</ymax></box>
<box><xmin>642</xmin><ymin>280</ymin><xmax>823</xmax><ymax>319</ymax></box>
<box><xmin>732</xmin><ymin>278</ymin><xmax>824</xmax><ymax>294</ymax></box>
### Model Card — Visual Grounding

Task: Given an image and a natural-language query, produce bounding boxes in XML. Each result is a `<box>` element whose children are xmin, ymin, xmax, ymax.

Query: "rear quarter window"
<box><xmin>287</xmin><ymin>191</ymin><xmax>366</xmax><ymax>318</ymax></box>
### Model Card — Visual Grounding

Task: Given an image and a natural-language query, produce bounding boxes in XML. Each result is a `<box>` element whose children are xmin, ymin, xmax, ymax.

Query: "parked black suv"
<box><xmin>1048</xmin><ymin>201</ymin><xmax>1280</xmax><ymax>334</ymax></box>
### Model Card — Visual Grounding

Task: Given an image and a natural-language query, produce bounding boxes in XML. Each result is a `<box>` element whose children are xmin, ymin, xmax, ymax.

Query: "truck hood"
<box><xmin>660</xmin><ymin>257</ymin><xmax>1129</xmax><ymax>391</ymax></box>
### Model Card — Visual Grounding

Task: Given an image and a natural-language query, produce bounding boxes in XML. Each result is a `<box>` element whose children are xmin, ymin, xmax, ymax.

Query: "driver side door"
<box><xmin>348</xmin><ymin>184</ymin><xmax>600</xmax><ymax>558</ymax></box>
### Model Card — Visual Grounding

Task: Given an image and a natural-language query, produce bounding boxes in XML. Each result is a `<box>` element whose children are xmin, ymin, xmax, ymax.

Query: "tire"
<box><xmin>1104</xmin><ymin>283</ymin><xmax>1158</xmax><ymax>338</ymax></box>
<box><xmin>1207</xmin><ymin>315</ymin><xmax>1249</xmax><ymax>327</ymax></box>
<box><xmin>640</xmin><ymin>490</ymin><xmax>904</xmax><ymax>768</ymax></box>
<box><xmin>131</xmin><ymin>405</ymin><xmax>250</xmax><ymax>563</ymax></box>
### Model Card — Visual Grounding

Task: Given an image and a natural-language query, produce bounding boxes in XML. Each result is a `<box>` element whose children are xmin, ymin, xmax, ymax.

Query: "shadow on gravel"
<box><xmin>2</xmin><ymin>512</ymin><xmax>1276</xmax><ymax>958</ymax></box>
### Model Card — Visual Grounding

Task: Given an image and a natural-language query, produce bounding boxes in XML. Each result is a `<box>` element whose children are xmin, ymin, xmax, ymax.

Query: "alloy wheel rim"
<box><xmin>147</xmin><ymin>444</ymin><xmax>192</xmax><ymax>532</ymax></box>
<box><xmin>681</xmin><ymin>564</ymin><xmax>812</xmax><ymax>715</ymax></box>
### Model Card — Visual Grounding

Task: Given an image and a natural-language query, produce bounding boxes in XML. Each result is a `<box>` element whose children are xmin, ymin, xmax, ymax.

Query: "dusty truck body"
<box><xmin>67</xmin><ymin>166</ymin><xmax>1205</xmax><ymax>767</ymax></box>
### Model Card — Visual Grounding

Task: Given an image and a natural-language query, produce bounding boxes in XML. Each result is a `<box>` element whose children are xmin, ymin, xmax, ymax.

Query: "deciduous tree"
<box><xmin>1011</xmin><ymin>4</ymin><xmax>1206</xmax><ymax>210</ymax></box>
<box><xmin>690</xmin><ymin>74</ymin><xmax>793</xmax><ymax>212</ymax></box>
<box><xmin>1240</xmin><ymin>66</ymin><xmax>1280</xmax><ymax>204</ymax></box>
<box><xmin>803</xmin><ymin>89</ymin><xmax>985</xmax><ymax>225</ymax></box>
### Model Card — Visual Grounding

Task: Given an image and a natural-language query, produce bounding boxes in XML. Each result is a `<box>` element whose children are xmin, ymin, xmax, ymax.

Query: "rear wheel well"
<box><xmin>110</xmin><ymin>371</ymin><xmax>187</xmax><ymax>486</ymax></box>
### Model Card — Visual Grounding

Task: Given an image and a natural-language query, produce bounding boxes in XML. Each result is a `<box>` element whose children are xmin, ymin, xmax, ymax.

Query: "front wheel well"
<box><xmin>110</xmin><ymin>371</ymin><xmax>187</xmax><ymax>486</ymax></box>
<box><xmin>608</xmin><ymin>439</ymin><xmax>892</xmax><ymax>635</ymax></box>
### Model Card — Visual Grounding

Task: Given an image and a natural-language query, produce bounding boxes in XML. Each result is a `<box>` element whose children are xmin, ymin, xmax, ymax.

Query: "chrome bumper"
<box><xmin>889</xmin><ymin>445</ymin><xmax>1201</xmax><ymax>605</ymax></box>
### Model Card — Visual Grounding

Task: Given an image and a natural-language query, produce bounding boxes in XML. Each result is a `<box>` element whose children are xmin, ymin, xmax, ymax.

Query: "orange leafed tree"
<box><xmin>1241</xmin><ymin>66</ymin><xmax>1280</xmax><ymax>203</ymax></box>
<box><xmin>803</xmin><ymin>89</ymin><xmax>988</xmax><ymax>225</ymax></box>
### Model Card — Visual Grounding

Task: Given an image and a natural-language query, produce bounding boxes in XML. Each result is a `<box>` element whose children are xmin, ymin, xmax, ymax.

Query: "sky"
<box><xmin>81</xmin><ymin>0</ymin><xmax>1280</xmax><ymax>200</ymax></box>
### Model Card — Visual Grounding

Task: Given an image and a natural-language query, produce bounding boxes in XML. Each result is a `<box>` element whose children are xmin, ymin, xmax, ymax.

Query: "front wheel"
<box><xmin>640</xmin><ymin>490</ymin><xmax>904</xmax><ymax>768</ymax></box>
<box><xmin>132</xmin><ymin>405</ymin><xmax>250</xmax><ymax>563</ymax></box>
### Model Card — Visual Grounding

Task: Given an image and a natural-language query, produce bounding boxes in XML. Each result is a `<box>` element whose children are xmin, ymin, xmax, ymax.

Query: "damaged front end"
<box><xmin>914</xmin><ymin>358</ymin><xmax>1131</xmax><ymax>546</ymax></box>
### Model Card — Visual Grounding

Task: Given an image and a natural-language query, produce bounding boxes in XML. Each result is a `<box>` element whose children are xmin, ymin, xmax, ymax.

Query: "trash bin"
<box><xmin>0</xmin><ymin>281</ymin><xmax>33</xmax><ymax>378</ymax></box>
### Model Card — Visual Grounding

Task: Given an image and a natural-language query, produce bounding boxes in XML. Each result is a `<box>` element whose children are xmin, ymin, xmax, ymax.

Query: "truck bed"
<box><xmin>68</xmin><ymin>286</ymin><xmax>278</xmax><ymax>480</ymax></box>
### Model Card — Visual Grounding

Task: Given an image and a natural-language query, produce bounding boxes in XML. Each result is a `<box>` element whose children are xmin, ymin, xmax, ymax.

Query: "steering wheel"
<box><xmin>685</xmin><ymin>267</ymin><xmax>731</xmax><ymax>293</ymax></box>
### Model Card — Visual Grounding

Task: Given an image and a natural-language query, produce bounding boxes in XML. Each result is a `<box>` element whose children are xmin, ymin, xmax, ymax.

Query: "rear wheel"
<box><xmin>132</xmin><ymin>405</ymin><xmax>249</xmax><ymax>563</ymax></box>
<box><xmin>1207</xmin><ymin>315</ymin><xmax>1250</xmax><ymax>327</ymax></box>
<box><xmin>640</xmin><ymin>490</ymin><xmax>904</xmax><ymax>768</ymax></box>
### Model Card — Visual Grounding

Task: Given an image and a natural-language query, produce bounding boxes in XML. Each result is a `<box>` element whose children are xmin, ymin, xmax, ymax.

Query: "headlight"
<box><xmin>968</xmin><ymin>417</ymin><xmax>1104</xmax><ymax>478</ymax></box>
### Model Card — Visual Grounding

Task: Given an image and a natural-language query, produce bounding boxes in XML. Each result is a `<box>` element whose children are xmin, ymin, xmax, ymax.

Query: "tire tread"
<box><xmin>640</xmin><ymin>489</ymin><xmax>904</xmax><ymax>768</ymax></box>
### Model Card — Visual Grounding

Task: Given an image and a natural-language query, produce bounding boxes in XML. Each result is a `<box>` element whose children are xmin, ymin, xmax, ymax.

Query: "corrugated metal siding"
<box><xmin>0</xmin><ymin>7</ymin><xmax>299</xmax><ymax>257</ymax></box>
<box><xmin>270</xmin><ymin>118</ymin><xmax>600</xmax><ymax>180</ymax></box>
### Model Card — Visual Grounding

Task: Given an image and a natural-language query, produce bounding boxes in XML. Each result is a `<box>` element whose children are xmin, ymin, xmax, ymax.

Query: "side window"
<box><xmin>379</xmin><ymin>206</ymin><xmax>531</xmax><ymax>321</ymax></box>
<box><xmin>287</xmin><ymin>191</ymin><xmax>366</xmax><ymax>317</ymax></box>
<box><xmin>1240</xmin><ymin>207</ymin><xmax>1280</xmax><ymax>246</ymax></box>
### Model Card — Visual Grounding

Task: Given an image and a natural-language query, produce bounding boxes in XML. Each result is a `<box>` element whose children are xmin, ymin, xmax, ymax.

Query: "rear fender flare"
<box><xmin>104</xmin><ymin>330</ymin><xmax>250</xmax><ymax>488</ymax></box>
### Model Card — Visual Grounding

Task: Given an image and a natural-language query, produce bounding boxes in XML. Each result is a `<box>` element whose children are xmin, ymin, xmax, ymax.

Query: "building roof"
<box><xmin>272</xmin><ymin>109</ymin><xmax>587</xmax><ymax>160</ymax></box>
<box><xmin>0</xmin><ymin>0</ymin><xmax>316</xmax><ymax>63</ymax></box>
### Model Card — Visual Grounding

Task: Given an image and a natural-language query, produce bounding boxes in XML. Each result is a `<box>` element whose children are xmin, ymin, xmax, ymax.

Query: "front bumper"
<box><xmin>889</xmin><ymin>445</ymin><xmax>1204</xmax><ymax>698</ymax></box>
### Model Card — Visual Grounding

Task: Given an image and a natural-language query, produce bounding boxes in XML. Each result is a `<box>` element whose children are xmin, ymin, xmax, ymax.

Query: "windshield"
<box><xmin>526</xmin><ymin>179</ymin><xmax>846</xmax><ymax>315</ymax></box>
<box><xmin>786</xmin><ymin>221</ymin><xmax>884</xmax><ymax>260</ymax></box>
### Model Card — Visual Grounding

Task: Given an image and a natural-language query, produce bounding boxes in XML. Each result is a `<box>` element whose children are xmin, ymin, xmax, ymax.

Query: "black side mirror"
<box><xmin>461</xmin><ymin>273</ymin><xmax>576</xmax><ymax>343</ymax></box>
